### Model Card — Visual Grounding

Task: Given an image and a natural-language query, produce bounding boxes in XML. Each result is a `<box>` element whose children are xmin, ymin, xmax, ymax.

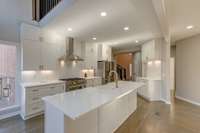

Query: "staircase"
<box><xmin>33</xmin><ymin>0</ymin><xmax>63</xmax><ymax>21</ymax></box>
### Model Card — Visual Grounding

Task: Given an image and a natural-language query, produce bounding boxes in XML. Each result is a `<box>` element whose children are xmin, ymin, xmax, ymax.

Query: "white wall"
<box><xmin>0</xmin><ymin>0</ymin><xmax>34</xmax><ymax>43</ymax></box>
<box><xmin>176</xmin><ymin>34</ymin><xmax>200</xmax><ymax>105</ymax></box>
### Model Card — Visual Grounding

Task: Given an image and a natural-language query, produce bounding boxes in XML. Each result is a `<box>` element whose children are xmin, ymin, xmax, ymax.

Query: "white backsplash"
<box><xmin>58</xmin><ymin>61</ymin><xmax>84</xmax><ymax>79</ymax></box>
<box><xmin>22</xmin><ymin>71</ymin><xmax>58</xmax><ymax>83</ymax></box>
<box><xmin>22</xmin><ymin>61</ymin><xmax>85</xmax><ymax>83</ymax></box>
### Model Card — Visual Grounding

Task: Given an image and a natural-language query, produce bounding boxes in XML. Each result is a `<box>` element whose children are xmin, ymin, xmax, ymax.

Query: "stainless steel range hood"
<box><xmin>59</xmin><ymin>37</ymin><xmax>84</xmax><ymax>62</ymax></box>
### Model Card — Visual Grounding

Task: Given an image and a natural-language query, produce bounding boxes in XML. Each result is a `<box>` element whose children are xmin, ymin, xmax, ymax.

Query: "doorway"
<box><xmin>114</xmin><ymin>52</ymin><xmax>142</xmax><ymax>81</ymax></box>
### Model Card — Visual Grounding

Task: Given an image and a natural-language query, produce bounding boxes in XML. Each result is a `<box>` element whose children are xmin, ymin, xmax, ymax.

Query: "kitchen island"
<box><xmin>43</xmin><ymin>81</ymin><xmax>144</xmax><ymax>133</ymax></box>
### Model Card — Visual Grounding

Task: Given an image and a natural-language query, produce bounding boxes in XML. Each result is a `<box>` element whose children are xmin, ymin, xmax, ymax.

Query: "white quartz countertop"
<box><xmin>43</xmin><ymin>81</ymin><xmax>144</xmax><ymax>120</ymax></box>
<box><xmin>137</xmin><ymin>77</ymin><xmax>161</xmax><ymax>81</ymax></box>
<box><xmin>21</xmin><ymin>80</ymin><xmax>65</xmax><ymax>88</ymax></box>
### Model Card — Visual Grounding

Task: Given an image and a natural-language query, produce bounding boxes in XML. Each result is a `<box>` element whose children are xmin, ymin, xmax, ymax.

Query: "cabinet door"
<box><xmin>54</xmin><ymin>85</ymin><xmax>65</xmax><ymax>94</ymax></box>
<box><xmin>86</xmin><ymin>79</ymin><xmax>93</xmax><ymax>87</ymax></box>
<box><xmin>22</xmin><ymin>40</ymin><xmax>41</xmax><ymax>70</ymax></box>
<box><xmin>41</xmin><ymin>42</ymin><xmax>57</xmax><ymax>70</ymax></box>
<box><xmin>93</xmin><ymin>78</ymin><xmax>102</xmax><ymax>86</ymax></box>
<box><xmin>142</xmin><ymin>40</ymin><xmax>155</xmax><ymax>62</ymax></box>
<box><xmin>97</xmin><ymin>44</ymin><xmax>112</xmax><ymax>61</ymax></box>
<box><xmin>21</xmin><ymin>23</ymin><xmax>41</xmax><ymax>41</ymax></box>
<box><xmin>97</xmin><ymin>44</ymin><xmax>103</xmax><ymax>61</ymax></box>
<box><xmin>85</xmin><ymin>44</ymin><xmax>97</xmax><ymax>69</ymax></box>
<box><xmin>128</xmin><ymin>91</ymin><xmax>137</xmax><ymax>114</ymax></box>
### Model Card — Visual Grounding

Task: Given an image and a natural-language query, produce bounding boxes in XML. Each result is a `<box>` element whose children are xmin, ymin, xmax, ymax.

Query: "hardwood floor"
<box><xmin>0</xmin><ymin>96</ymin><xmax>200</xmax><ymax>133</ymax></box>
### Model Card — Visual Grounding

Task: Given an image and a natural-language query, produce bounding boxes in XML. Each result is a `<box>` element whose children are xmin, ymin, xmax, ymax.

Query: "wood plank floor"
<box><xmin>0</xmin><ymin>96</ymin><xmax>200</xmax><ymax>133</ymax></box>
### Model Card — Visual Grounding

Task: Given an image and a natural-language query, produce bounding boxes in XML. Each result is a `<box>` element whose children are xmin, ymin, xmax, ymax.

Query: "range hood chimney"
<box><xmin>59</xmin><ymin>37</ymin><xmax>84</xmax><ymax>62</ymax></box>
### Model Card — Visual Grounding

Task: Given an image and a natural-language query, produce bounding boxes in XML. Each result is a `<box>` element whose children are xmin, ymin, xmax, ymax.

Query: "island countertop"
<box><xmin>43</xmin><ymin>81</ymin><xmax>144</xmax><ymax>120</ymax></box>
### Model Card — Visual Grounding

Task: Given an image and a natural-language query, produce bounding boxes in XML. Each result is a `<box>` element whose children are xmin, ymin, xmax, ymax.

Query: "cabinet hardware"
<box><xmin>32</xmin><ymin>97</ymin><xmax>40</xmax><ymax>101</ymax></box>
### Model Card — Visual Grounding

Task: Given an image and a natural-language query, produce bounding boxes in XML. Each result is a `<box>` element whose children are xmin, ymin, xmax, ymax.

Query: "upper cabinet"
<box><xmin>73</xmin><ymin>39</ymin><xmax>85</xmax><ymax>59</ymax></box>
<box><xmin>84</xmin><ymin>43</ymin><xmax>97</xmax><ymax>69</ymax></box>
<box><xmin>141</xmin><ymin>39</ymin><xmax>162</xmax><ymax>78</ymax></box>
<box><xmin>97</xmin><ymin>44</ymin><xmax>112</xmax><ymax>61</ymax></box>
<box><xmin>41</xmin><ymin>42</ymin><xmax>58</xmax><ymax>70</ymax></box>
<box><xmin>22</xmin><ymin>40</ymin><xmax>42</xmax><ymax>70</ymax></box>
<box><xmin>141</xmin><ymin>39</ymin><xmax>162</xmax><ymax>62</ymax></box>
<box><xmin>21</xmin><ymin>23</ymin><xmax>58</xmax><ymax>71</ymax></box>
<box><xmin>21</xmin><ymin>24</ymin><xmax>41</xmax><ymax>41</ymax></box>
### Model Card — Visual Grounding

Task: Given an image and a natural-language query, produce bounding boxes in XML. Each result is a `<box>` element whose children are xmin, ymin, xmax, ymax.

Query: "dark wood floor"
<box><xmin>0</xmin><ymin>96</ymin><xmax>200</xmax><ymax>133</ymax></box>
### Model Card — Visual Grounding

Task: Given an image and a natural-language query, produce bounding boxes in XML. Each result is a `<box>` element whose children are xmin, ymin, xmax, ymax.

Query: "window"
<box><xmin>0</xmin><ymin>44</ymin><xmax>16</xmax><ymax>109</ymax></box>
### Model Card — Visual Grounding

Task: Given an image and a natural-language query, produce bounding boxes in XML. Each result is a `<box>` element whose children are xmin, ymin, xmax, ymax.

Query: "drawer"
<box><xmin>26</xmin><ymin>102</ymin><xmax>43</xmax><ymax>116</ymax></box>
<box><xmin>41</xmin><ymin>84</ymin><xmax>65</xmax><ymax>97</ymax></box>
<box><xmin>26</xmin><ymin>87</ymin><xmax>42</xmax><ymax>96</ymax></box>
<box><xmin>26</xmin><ymin>94</ymin><xmax>42</xmax><ymax>105</ymax></box>
<box><xmin>54</xmin><ymin>85</ymin><xmax>65</xmax><ymax>94</ymax></box>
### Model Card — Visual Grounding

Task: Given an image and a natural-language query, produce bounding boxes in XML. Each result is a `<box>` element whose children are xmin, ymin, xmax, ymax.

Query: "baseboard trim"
<box><xmin>160</xmin><ymin>99</ymin><xmax>171</xmax><ymax>105</ymax></box>
<box><xmin>137</xmin><ymin>93</ymin><xmax>171</xmax><ymax>104</ymax></box>
<box><xmin>0</xmin><ymin>105</ymin><xmax>20</xmax><ymax>120</ymax></box>
<box><xmin>175</xmin><ymin>96</ymin><xmax>200</xmax><ymax>106</ymax></box>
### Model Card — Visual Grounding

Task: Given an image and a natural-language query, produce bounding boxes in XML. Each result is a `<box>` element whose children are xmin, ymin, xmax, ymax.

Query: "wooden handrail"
<box><xmin>32</xmin><ymin>0</ymin><xmax>62</xmax><ymax>21</ymax></box>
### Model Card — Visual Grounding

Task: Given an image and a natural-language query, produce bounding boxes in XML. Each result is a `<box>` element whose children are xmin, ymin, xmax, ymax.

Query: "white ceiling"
<box><xmin>43</xmin><ymin>0</ymin><xmax>162</xmax><ymax>48</ymax></box>
<box><xmin>166</xmin><ymin>0</ymin><xmax>200</xmax><ymax>42</ymax></box>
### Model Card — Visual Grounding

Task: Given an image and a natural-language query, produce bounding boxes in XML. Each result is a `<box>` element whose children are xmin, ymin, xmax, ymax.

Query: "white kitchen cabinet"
<box><xmin>41</xmin><ymin>42</ymin><xmax>58</xmax><ymax>70</ymax></box>
<box><xmin>84</xmin><ymin>43</ymin><xmax>97</xmax><ymax>69</ymax></box>
<box><xmin>141</xmin><ymin>39</ymin><xmax>162</xmax><ymax>62</ymax></box>
<box><xmin>22</xmin><ymin>40</ymin><xmax>42</xmax><ymax>70</ymax></box>
<box><xmin>99</xmin><ymin>90</ymin><xmax>137</xmax><ymax>133</ymax></box>
<box><xmin>43</xmin><ymin>82</ymin><xmax>139</xmax><ymax>133</ymax></box>
<box><xmin>73</xmin><ymin>39</ymin><xmax>85</xmax><ymax>59</ymax></box>
<box><xmin>141</xmin><ymin>39</ymin><xmax>162</xmax><ymax>78</ymax></box>
<box><xmin>21</xmin><ymin>83</ymin><xmax>65</xmax><ymax>120</ymax></box>
<box><xmin>21</xmin><ymin>23</ymin><xmax>60</xmax><ymax>71</ymax></box>
<box><xmin>137</xmin><ymin>78</ymin><xmax>161</xmax><ymax>101</ymax></box>
<box><xmin>22</xmin><ymin>40</ymin><xmax>58</xmax><ymax>71</ymax></box>
<box><xmin>98</xmin><ymin>44</ymin><xmax>112</xmax><ymax>61</ymax></box>
<box><xmin>21</xmin><ymin>23</ymin><xmax>41</xmax><ymax>41</ymax></box>
<box><xmin>86</xmin><ymin>77</ymin><xmax>102</xmax><ymax>87</ymax></box>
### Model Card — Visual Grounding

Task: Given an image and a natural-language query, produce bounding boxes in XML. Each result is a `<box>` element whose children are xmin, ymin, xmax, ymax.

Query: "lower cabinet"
<box><xmin>86</xmin><ymin>77</ymin><xmax>102</xmax><ymax>87</ymax></box>
<box><xmin>21</xmin><ymin>83</ymin><xmax>65</xmax><ymax>120</ymax></box>
<box><xmin>99</xmin><ymin>90</ymin><xmax>137</xmax><ymax>133</ymax></box>
<box><xmin>137</xmin><ymin>79</ymin><xmax>161</xmax><ymax>101</ymax></box>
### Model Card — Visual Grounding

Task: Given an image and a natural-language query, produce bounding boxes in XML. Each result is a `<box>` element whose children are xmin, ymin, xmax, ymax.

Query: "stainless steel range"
<box><xmin>60</xmin><ymin>78</ymin><xmax>86</xmax><ymax>92</ymax></box>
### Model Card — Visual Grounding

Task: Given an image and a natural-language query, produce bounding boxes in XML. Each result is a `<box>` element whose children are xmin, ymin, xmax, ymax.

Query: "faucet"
<box><xmin>109</xmin><ymin>70</ymin><xmax>119</xmax><ymax>88</ymax></box>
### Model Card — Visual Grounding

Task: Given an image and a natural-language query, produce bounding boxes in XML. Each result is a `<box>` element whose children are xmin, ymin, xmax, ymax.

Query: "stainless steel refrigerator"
<box><xmin>97</xmin><ymin>61</ymin><xmax>116</xmax><ymax>84</ymax></box>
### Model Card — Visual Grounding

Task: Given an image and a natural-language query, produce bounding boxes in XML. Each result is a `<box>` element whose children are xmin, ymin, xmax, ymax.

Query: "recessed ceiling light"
<box><xmin>135</xmin><ymin>40</ymin><xmax>139</xmax><ymax>43</ymax></box>
<box><xmin>124</xmin><ymin>27</ymin><xmax>129</xmax><ymax>31</ymax></box>
<box><xmin>186</xmin><ymin>25</ymin><xmax>194</xmax><ymax>30</ymax></box>
<box><xmin>100</xmin><ymin>12</ymin><xmax>107</xmax><ymax>17</ymax></box>
<box><xmin>92</xmin><ymin>37</ymin><xmax>97</xmax><ymax>40</ymax></box>
<box><xmin>67</xmin><ymin>28</ymin><xmax>72</xmax><ymax>31</ymax></box>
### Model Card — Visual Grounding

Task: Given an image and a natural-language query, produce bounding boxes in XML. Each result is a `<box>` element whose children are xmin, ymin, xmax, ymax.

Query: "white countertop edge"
<box><xmin>21</xmin><ymin>80</ymin><xmax>65</xmax><ymax>88</ymax></box>
<box><xmin>137</xmin><ymin>77</ymin><xmax>162</xmax><ymax>81</ymax></box>
<box><xmin>82</xmin><ymin>76</ymin><xmax>102</xmax><ymax>80</ymax></box>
